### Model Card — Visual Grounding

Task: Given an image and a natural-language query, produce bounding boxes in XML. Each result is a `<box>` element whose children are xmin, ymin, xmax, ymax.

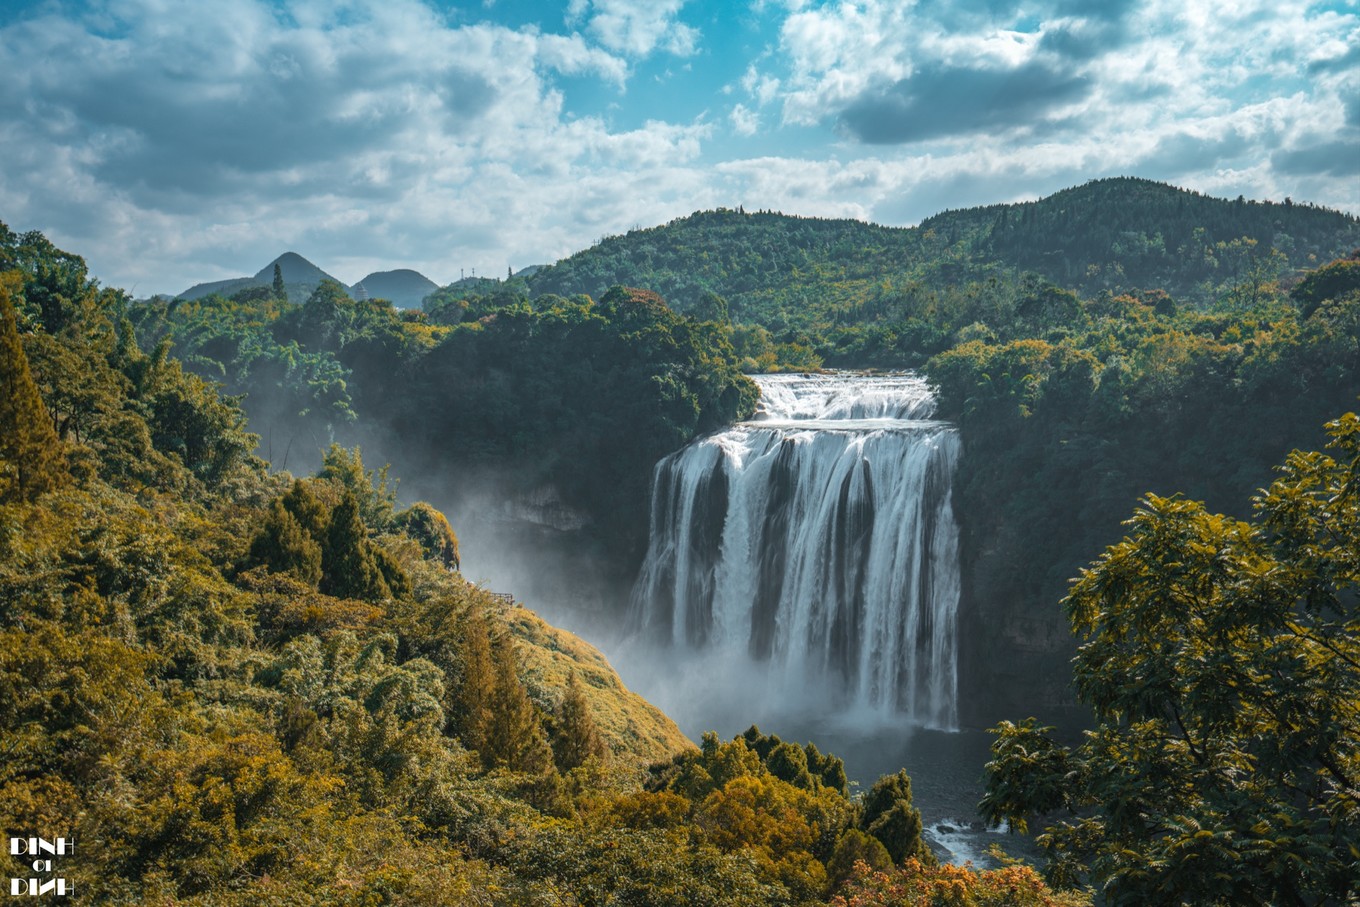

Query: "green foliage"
<box><xmin>392</xmin><ymin>501</ymin><xmax>459</xmax><ymax>570</ymax></box>
<box><xmin>928</xmin><ymin>255</ymin><xmax>1360</xmax><ymax>724</ymax></box>
<box><xmin>319</xmin><ymin>490</ymin><xmax>392</xmax><ymax>602</ymax></box>
<box><xmin>551</xmin><ymin>670</ymin><xmax>607</xmax><ymax>773</ymax></box>
<box><xmin>825</xmin><ymin>827</ymin><xmax>893</xmax><ymax>892</ymax></box>
<box><xmin>859</xmin><ymin>769</ymin><xmax>934</xmax><ymax>867</ymax></box>
<box><xmin>399</xmin><ymin>285</ymin><xmax>758</xmax><ymax>554</ymax></box>
<box><xmin>317</xmin><ymin>443</ymin><xmax>397</xmax><ymax>530</ymax></box>
<box><xmin>0</xmin><ymin>272</ymin><xmax>67</xmax><ymax>501</ymax></box>
<box><xmin>9</xmin><ymin>220</ymin><xmax>877</xmax><ymax>903</ymax></box>
<box><xmin>246</xmin><ymin>498</ymin><xmax>323</xmax><ymax>585</ymax></box>
<box><xmin>527</xmin><ymin>180</ymin><xmax>1357</xmax><ymax>366</ymax></box>
<box><xmin>980</xmin><ymin>413</ymin><xmax>1360</xmax><ymax>905</ymax></box>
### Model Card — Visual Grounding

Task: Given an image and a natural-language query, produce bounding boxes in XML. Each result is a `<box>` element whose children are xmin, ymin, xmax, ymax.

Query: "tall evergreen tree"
<box><xmin>247</xmin><ymin>498</ymin><xmax>322</xmax><ymax>585</ymax></box>
<box><xmin>859</xmin><ymin>770</ymin><xmax>933</xmax><ymax>865</ymax></box>
<box><xmin>484</xmin><ymin>635</ymin><xmax>552</xmax><ymax>775</ymax></box>
<box><xmin>451</xmin><ymin>606</ymin><xmax>496</xmax><ymax>757</ymax></box>
<box><xmin>551</xmin><ymin>670</ymin><xmax>606</xmax><ymax>772</ymax></box>
<box><xmin>0</xmin><ymin>273</ymin><xmax>66</xmax><ymax>503</ymax></box>
<box><xmin>272</xmin><ymin>262</ymin><xmax>286</xmax><ymax>299</ymax></box>
<box><xmin>319</xmin><ymin>490</ymin><xmax>389</xmax><ymax>601</ymax></box>
<box><xmin>281</xmin><ymin>478</ymin><xmax>329</xmax><ymax>539</ymax></box>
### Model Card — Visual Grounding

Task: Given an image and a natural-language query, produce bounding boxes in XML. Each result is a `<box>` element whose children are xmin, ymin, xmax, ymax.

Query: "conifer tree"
<box><xmin>247</xmin><ymin>499</ymin><xmax>322</xmax><ymax>585</ymax></box>
<box><xmin>272</xmin><ymin>262</ymin><xmax>286</xmax><ymax>299</ymax></box>
<box><xmin>281</xmin><ymin>479</ymin><xmax>328</xmax><ymax>539</ymax></box>
<box><xmin>319</xmin><ymin>490</ymin><xmax>389</xmax><ymax>601</ymax></box>
<box><xmin>484</xmin><ymin>635</ymin><xmax>552</xmax><ymax>774</ymax></box>
<box><xmin>859</xmin><ymin>770</ymin><xmax>933</xmax><ymax>865</ymax></box>
<box><xmin>0</xmin><ymin>273</ymin><xmax>66</xmax><ymax>503</ymax></box>
<box><xmin>551</xmin><ymin>670</ymin><xmax>606</xmax><ymax>772</ymax></box>
<box><xmin>451</xmin><ymin>606</ymin><xmax>496</xmax><ymax>756</ymax></box>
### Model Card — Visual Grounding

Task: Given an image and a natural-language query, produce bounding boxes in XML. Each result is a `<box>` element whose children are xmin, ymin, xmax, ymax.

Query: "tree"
<box><xmin>551</xmin><ymin>671</ymin><xmax>606</xmax><ymax>772</ymax></box>
<box><xmin>449</xmin><ymin>606</ymin><xmax>496</xmax><ymax>757</ymax></box>
<box><xmin>0</xmin><ymin>272</ymin><xmax>66</xmax><ymax>502</ymax></box>
<box><xmin>272</xmin><ymin>262</ymin><xmax>286</xmax><ymax>300</ymax></box>
<box><xmin>318</xmin><ymin>444</ymin><xmax>396</xmax><ymax>530</ymax></box>
<box><xmin>830</xmin><ymin>858</ymin><xmax>1090</xmax><ymax>907</ymax></box>
<box><xmin>281</xmin><ymin>479</ymin><xmax>329</xmax><ymax>540</ymax></box>
<box><xmin>859</xmin><ymin>770</ymin><xmax>933</xmax><ymax>866</ymax></box>
<box><xmin>247</xmin><ymin>499</ymin><xmax>322</xmax><ymax>585</ymax></box>
<box><xmin>393</xmin><ymin>501</ymin><xmax>460</xmax><ymax>570</ymax></box>
<box><xmin>483</xmin><ymin>634</ymin><xmax>553</xmax><ymax>775</ymax></box>
<box><xmin>319</xmin><ymin>490</ymin><xmax>390</xmax><ymax>602</ymax></box>
<box><xmin>980</xmin><ymin>412</ymin><xmax>1360</xmax><ymax>905</ymax></box>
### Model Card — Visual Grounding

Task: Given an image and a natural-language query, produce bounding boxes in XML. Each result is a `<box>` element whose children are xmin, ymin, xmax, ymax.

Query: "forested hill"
<box><xmin>527</xmin><ymin>177</ymin><xmax>1358</xmax><ymax>328</ymax></box>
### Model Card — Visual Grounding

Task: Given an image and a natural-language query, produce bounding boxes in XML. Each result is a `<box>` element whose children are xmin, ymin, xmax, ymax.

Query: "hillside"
<box><xmin>527</xmin><ymin>177</ymin><xmax>1359</xmax><ymax>329</ymax></box>
<box><xmin>3</xmin><ymin>218</ymin><xmax>1028</xmax><ymax>907</ymax></box>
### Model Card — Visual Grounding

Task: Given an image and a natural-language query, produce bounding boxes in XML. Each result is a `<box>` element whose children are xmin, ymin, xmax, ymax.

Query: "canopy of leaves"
<box><xmin>979</xmin><ymin>413</ymin><xmax>1360</xmax><ymax>906</ymax></box>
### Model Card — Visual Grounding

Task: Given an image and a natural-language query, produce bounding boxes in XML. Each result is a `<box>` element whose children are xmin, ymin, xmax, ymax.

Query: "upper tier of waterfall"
<box><xmin>629</xmin><ymin>372</ymin><xmax>961</xmax><ymax>729</ymax></box>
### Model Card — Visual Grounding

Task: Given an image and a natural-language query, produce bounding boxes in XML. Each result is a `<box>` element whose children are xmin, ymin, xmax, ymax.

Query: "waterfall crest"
<box><xmin>629</xmin><ymin>373</ymin><xmax>961</xmax><ymax>729</ymax></box>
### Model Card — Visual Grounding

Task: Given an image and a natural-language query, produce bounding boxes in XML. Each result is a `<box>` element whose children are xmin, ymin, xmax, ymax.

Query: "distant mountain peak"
<box><xmin>252</xmin><ymin>252</ymin><xmax>335</xmax><ymax>285</ymax></box>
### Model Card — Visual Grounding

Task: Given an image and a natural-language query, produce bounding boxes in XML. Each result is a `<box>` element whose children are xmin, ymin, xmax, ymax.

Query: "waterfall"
<box><xmin>629</xmin><ymin>373</ymin><xmax>961</xmax><ymax>729</ymax></box>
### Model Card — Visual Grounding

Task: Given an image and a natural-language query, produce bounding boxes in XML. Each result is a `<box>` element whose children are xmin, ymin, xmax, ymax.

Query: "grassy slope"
<box><xmin>508</xmin><ymin>606</ymin><xmax>692</xmax><ymax>763</ymax></box>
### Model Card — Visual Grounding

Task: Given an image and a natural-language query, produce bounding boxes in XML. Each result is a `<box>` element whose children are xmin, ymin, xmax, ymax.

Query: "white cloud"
<box><xmin>730</xmin><ymin>104</ymin><xmax>760</xmax><ymax>136</ymax></box>
<box><xmin>0</xmin><ymin>0</ymin><xmax>1354</xmax><ymax>299</ymax></box>
<box><xmin>566</xmin><ymin>0</ymin><xmax>699</xmax><ymax>58</ymax></box>
<box><xmin>0</xmin><ymin>0</ymin><xmax>714</xmax><ymax>293</ymax></box>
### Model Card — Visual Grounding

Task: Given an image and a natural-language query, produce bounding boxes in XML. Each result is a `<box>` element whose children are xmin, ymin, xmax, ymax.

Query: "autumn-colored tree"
<box><xmin>394</xmin><ymin>501</ymin><xmax>460</xmax><ymax>570</ymax></box>
<box><xmin>450</xmin><ymin>606</ymin><xmax>496</xmax><ymax>756</ymax></box>
<box><xmin>450</xmin><ymin>610</ymin><xmax>552</xmax><ymax>774</ymax></box>
<box><xmin>0</xmin><ymin>272</ymin><xmax>65</xmax><ymax>502</ymax></box>
<box><xmin>551</xmin><ymin>670</ymin><xmax>606</xmax><ymax>772</ymax></box>
<box><xmin>484</xmin><ymin>634</ymin><xmax>552</xmax><ymax>775</ymax></box>
<box><xmin>830</xmin><ymin>858</ymin><xmax>1090</xmax><ymax>907</ymax></box>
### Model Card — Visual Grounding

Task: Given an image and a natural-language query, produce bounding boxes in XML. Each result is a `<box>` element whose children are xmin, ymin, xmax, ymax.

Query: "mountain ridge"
<box><xmin>525</xmin><ymin>177</ymin><xmax>1359</xmax><ymax>321</ymax></box>
<box><xmin>171</xmin><ymin>177</ymin><xmax>1359</xmax><ymax>316</ymax></box>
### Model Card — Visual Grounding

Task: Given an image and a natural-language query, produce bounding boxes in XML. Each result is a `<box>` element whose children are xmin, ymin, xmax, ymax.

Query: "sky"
<box><xmin>0</xmin><ymin>0</ymin><xmax>1356</xmax><ymax>297</ymax></box>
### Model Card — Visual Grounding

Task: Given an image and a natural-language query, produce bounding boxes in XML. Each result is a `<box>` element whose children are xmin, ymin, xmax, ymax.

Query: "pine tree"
<box><xmin>272</xmin><ymin>262</ymin><xmax>286</xmax><ymax>299</ymax></box>
<box><xmin>484</xmin><ymin>634</ymin><xmax>552</xmax><ymax>774</ymax></box>
<box><xmin>451</xmin><ymin>606</ymin><xmax>496</xmax><ymax>756</ymax></box>
<box><xmin>0</xmin><ymin>273</ymin><xmax>66</xmax><ymax>503</ymax></box>
<box><xmin>247</xmin><ymin>499</ymin><xmax>322</xmax><ymax>585</ymax></box>
<box><xmin>281</xmin><ymin>479</ymin><xmax>329</xmax><ymax>539</ymax></box>
<box><xmin>551</xmin><ymin>671</ymin><xmax>606</xmax><ymax>772</ymax></box>
<box><xmin>859</xmin><ymin>769</ymin><xmax>933</xmax><ymax>865</ymax></box>
<box><xmin>319</xmin><ymin>490</ymin><xmax>389</xmax><ymax>601</ymax></box>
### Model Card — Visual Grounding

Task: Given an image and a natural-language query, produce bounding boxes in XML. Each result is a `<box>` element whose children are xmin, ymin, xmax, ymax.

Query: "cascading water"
<box><xmin>629</xmin><ymin>372</ymin><xmax>962</xmax><ymax>729</ymax></box>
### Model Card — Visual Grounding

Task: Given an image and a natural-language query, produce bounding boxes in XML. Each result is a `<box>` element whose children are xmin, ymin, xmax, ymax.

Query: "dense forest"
<box><xmin>1</xmin><ymin>223</ymin><xmax>1096</xmax><ymax>904</ymax></box>
<box><xmin>3</xmin><ymin>172</ymin><xmax>1358</xmax><ymax>903</ymax></box>
<box><xmin>516</xmin><ymin>178</ymin><xmax>1360</xmax><ymax>725</ymax></box>
<box><xmin>527</xmin><ymin>177</ymin><xmax>1358</xmax><ymax>364</ymax></box>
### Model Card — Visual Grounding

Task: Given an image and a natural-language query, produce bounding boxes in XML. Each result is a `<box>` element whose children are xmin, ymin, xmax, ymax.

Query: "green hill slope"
<box><xmin>528</xmin><ymin>177</ymin><xmax>1358</xmax><ymax>330</ymax></box>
